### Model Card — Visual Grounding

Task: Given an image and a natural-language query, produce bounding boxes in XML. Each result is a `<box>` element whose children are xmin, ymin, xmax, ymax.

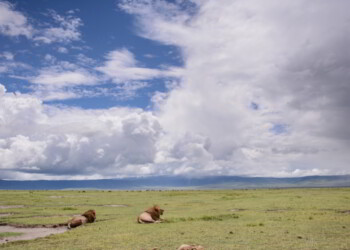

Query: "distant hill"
<box><xmin>0</xmin><ymin>175</ymin><xmax>349</xmax><ymax>190</ymax></box>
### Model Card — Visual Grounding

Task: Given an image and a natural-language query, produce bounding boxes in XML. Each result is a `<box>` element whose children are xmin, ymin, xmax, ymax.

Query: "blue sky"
<box><xmin>0</xmin><ymin>0</ymin><xmax>183</xmax><ymax>109</ymax></box>
<box><xmin>1</xmin><ymin>0</ymin><xmax>350</xmax><ymax>180</ymax></box>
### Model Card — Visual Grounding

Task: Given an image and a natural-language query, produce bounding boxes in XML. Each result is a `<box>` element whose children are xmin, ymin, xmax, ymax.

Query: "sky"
<box><xmin>0</xmin><ymin>0</ymin><xmax>350</xmax><ymax>180</ymax></box>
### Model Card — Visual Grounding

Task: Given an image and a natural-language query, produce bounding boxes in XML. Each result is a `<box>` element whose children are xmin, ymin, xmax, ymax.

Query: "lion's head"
<box><xmin>145</xmin><ymin>205</ymin><xmax>164</xmax><ymax>220</ymax></box>
<box><xmin>82</xmin><ymin>209</ymin><xmax>96</xmax><ymax>223</ymax></box>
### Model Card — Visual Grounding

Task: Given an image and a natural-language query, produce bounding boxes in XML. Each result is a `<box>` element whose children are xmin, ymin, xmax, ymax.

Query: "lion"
<box><xmin>137</xmin><ymin>205</ymin><xmax>164</xmax><ymax>223</ymax></box>
<box><xmin>67</xmin><ymin>209</ymin><xmax>96</xmax><ymax>229</ymax></box>
<box><xmin>177</xmin><ymin>244</ymin><xmax>204</xmax><ymax>250</ymax></box>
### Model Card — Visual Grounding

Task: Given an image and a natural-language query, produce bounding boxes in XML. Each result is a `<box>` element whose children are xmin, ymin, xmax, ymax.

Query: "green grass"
<box><xmin>0</xmin><ymin>188</ymin><xmax>349</xmax><ymax>249</ymax></box>
<box><xmin>0</xmin><ymin>233</ymin><xmax>23</xmax><ymax>239</ymax></box>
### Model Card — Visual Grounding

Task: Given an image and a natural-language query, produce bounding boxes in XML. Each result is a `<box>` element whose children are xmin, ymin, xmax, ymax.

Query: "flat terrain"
<box><xmin>0</xmin><ymin>188</ymin><xmax>349</xmax><ymax>249</ymax></box>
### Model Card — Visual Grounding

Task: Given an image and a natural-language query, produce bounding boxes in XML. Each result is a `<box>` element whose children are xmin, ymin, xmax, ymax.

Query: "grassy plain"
<box><xmin>0</xmin><ymin>188</ymin><xmax>349</xmax><ymax>249</ymax></box>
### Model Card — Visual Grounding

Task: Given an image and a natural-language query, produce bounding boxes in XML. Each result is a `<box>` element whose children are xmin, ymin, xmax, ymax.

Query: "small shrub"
<box><xmin>199</xmin><ymin>214</ymin><xmax>239</xmax><ymax>221</ymax></box>
<box><xmin>247</xmin><ymin>223</ymin><xmax>257</xmax><ymax>227</ymax></box>
<box><xmin>165</xmin><ymin>214</ymin><xmax>239</xmax><ymax>223</ymax></box>
<box><xmin>62</xmin><ymin>207</ymin><xmax>77</xmax><ymax>211</ymax></box>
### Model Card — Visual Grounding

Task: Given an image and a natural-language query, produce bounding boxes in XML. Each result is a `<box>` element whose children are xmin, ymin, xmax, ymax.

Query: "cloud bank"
<box><xmin>121</xmin><ymin>0</ymin><xmax>350</xmax><ymax>177</ymax></box>
<box><xmin>0</xmin><ymin>85</ymin><xmax>162</xmax><ymax>179</ymax></box>
<box><xmin>1</xmin><ymin>0</ymin><xmax>350</xmax><ymax>179</ymax></box>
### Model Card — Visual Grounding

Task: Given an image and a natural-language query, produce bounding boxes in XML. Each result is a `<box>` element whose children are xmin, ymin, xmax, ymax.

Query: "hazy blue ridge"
<box><xmin>0</xmin><ymin>175</ymin><xmax>349</xmax><ymax>190</ymax></box>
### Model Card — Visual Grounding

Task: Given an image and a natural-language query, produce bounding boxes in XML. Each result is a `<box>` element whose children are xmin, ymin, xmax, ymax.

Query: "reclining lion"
<box><xmin>137</xmin><ymin>205</ymin><xmax>164</xmax><ymax>223</ymax></box>
<box><xmin>67</xmin><ymin>209</ymin><xmax>96</xmax><ymax>229</ymax></box>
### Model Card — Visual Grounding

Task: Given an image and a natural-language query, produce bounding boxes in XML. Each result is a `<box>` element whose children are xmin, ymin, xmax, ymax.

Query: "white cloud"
<box><xmin>44</xmin><ymin>54</ymin><xmax>56</xmax><ymax>63</ymax></box>
<box><xmin>0</xmin><ymin>51</ymin><xmax>14</xmax><ymax>60</ymax></box>
<box><xmin>0</xmin><ymin>2</ymin><xmax>82</xmax><ymax>44</ymax></box>
<box><xmin>118</xmin><ymin>0</ymin><xmax>350</xmax><ymax>177</ymax></box>
<box><xmin>57</xmin><ymin>47</ymin><xmax>68</xmax><ymax>53</ymax></box>
<box><xmin>2</xmin><ymin>0</ymin><xmax>350</xmax><ymax>179</ymax></box>
<box><xmin>21</xmin><ymin>59</ymin><xmax>102</xmax><ymax>101</ymax></box>
<box><xmin>30</xmin><ymin>61</ymin><xmax>99</xmax><ymax>87</ymax></box>
<box><xmin>76</xmin><ymin>53</ymin><xmax>96</xmax><ymax>66</ymax></box>
<box><xmin>32</xmin><ymin>69</ymin><xmax>95</xmax><ymax>86</ymax></box>
<box><xmin>24</xmin><ymin>48</ymin><xmax>178</xmax><ymax>102</ymax></box>
<box><xmin>107</xmin><ymin>81</ymin><xmax>148</xmax><ymax>100</ymax></box>
<box><xmin>34</xmin><ymin>10</ymin><xmax>82</xmax><ymax>44</ymax></box>
<box><xmin>0</xmin><ymin>1</ymin><xmax>34</xmax><ymax>38</ymax></box>
<box><xmin>31</xmin><ymin>87</ymin><xmax>81</xmax><ymax>101</ymax></box>
<box><xmin>0</xmin><ymin>66</ymin><xmax>7</xmax><ymax>73</ymax></box>
<box><xmin>96</xmin><ymin>48</ymin><xmax>182</xmax><ymax>83</ymax></box>
<box><xmin>30</xmin><ymin>82</ymin><xmax>149</xmax><ymax>102</ymax></box>
<box><xmin>96</xmin><ymin>48</ymin><xmax>162</xmax><ymax>83</ymax></box>
<box><xmin>20</xmin><ymin>52</ymin><xmax>155</xmax><ymax>101</ymax></box>
<box><xmin>0</xmin><ymin>84</ymin><xmax>162</xmax><ymax>178</ymax></box>
<box><xmin>0</xmin><ymin>84</ymin><xmax>6</xmax><ymax>94</ymax></box>
<box><xmin>0</xmin><ymin>61</ymin><xmax>31</xmax><ymax>74</ymax></box>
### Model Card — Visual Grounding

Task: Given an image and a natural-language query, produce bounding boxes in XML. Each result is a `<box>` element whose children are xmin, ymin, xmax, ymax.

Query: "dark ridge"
<box><xmin>0</xmin><ymin>175</ymin><xmax>349</xmax><ymax>190</ymax></box>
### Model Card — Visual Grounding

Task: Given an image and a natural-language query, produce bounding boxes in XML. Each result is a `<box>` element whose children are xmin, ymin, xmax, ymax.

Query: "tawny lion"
<box><xmin>137</xmin><ymin>205</ymin><xmax>164</xmax><ymax>223</ymax></box>
<box><xmin>67</xmin><ymin>209</ymin><xmax>96</xmax><ymax>229</ymax></box>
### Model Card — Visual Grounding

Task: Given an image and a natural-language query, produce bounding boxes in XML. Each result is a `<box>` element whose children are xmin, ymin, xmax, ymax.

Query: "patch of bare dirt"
<box><xmin>229</xmin><ymin>209</ymin><xmax>246</xmax><ymax>212</ymax></box>
<box><xmin>0</xmin><ymin>225</ymin><xmax>67</xmax><ymax>244</ymax></box>
<box><xmin>27</xmin><ymin>204</ymin><xmax>129</xmax><ymax>207</ymax></box>
<box><xmin>49</xmin><ymin>196</ymin><xmax>88</xmax><ymax>199</ymax></box>
<box><xmin>338</xmin><ymin>210</ymin><xmax>350</xmax><ymax>214</ymax></box>
<box><xmin>0</xmin><ymin>223</ymin><xmax>68</xmax><ymax>228</ymax></box>
<box><xmin>0</xmin><ymin>205</ymin><xmax>24</xmax><ymax>209</ymax></box>
<box><xmin>265</xmin><ymin>209</ymin><xmax>291</xmax><ymax>212</ymax></box>
<box><xmin>15</xmin><ymin>215</ymin><xmax>73</xmax><ymax>219</ymax></box>
<box><xmin>102</xmin><ymin>204</ymin><xmax>129</xmax><ymax>207</ymax></box>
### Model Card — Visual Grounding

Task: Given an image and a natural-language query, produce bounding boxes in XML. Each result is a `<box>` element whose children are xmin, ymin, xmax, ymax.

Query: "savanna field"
<box><xmin>0</xmin><ymin>188</ymin><xmax>349</xmax><ymax>250</ymax></box>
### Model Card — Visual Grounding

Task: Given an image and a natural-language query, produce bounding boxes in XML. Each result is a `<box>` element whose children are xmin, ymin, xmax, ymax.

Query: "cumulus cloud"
<box><xmin>0</xmin><ymin>84</ymin><xmax>162</xmax><ymax>179</ymax></box>
<box><xmin>119</xmin><ymin>0</ymin><xmax>350</xmax><ymax>177</ymax></box>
